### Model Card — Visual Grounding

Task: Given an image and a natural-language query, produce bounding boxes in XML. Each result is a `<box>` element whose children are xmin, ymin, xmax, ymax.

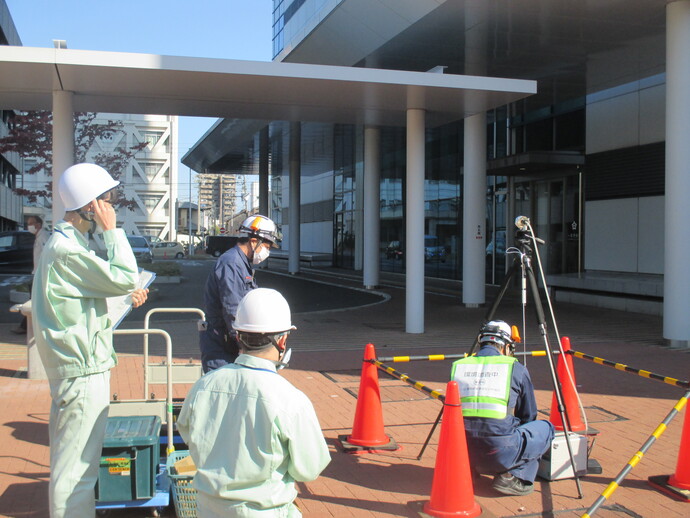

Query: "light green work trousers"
<box><xmin>48</xmin><ymin>371</ymin><xmax>110</xmax><ymax>518</ymax></box>
<box><xmin>197</xmin><ymin>493</ymin><xmax>302</xmax><ymax>518</ymax></box>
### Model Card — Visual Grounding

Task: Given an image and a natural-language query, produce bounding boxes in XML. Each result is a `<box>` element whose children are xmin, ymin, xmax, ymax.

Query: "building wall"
<box><xmin>584</xmin><ymin>75</ymin><xmax>665</xmax><ymax>274</ymax></box>
<box><xmin>273</xmin><ymin>0</ymin><xmax>443</xmax><ymax>65</ymax></box>
<box><xmin>275</xmin><ymin>122</ymin><xmax>334</xmax><ymax>253</ymax></box>
<box><xmin>25</xmin><ymin>113</ymin><xmax>179</xmax><ymax>241</ymax></box>
<box><xmin>89</xmin><ymin>113</ymin><xmax>178</xmax><ymax>241</ymax></box>
<box><xmin>0</xmin><ymin>114</ymin><xmax>23</xmax><ymax>231</ymax></box>
<box><xmin>586</xmin><ymin>75</ymin><xmax>665</xmax><ymax>154</ymax></box>
<box><xmin>584</xmin><ymin>196</ymin><xmax>664</xmax><ymax>274</ymax></box>
<box><xmin>0</xmin><ymin>0</ymin><xmax>23</xmax><ymax>230</ymax></box>
<box><xmin>272</xmin><ymin>0</ymin><xmax>669</xmax><ymax>283</ymax></box>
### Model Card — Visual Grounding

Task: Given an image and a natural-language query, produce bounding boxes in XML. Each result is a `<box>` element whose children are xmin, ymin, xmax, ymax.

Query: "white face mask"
<box><xmin>27</xmin><ymin>225</ymin><xmax>37</xmax><ymax>235</ymax></box>
<box><xmin>252</xmin><ymin>244</ymin><xmax>270</xmax><ymax>264</ymax></box>
<box><xmin>276</xmin><ymin>348</ymin><xmax>292</xmax><ymax>370</ymax></box>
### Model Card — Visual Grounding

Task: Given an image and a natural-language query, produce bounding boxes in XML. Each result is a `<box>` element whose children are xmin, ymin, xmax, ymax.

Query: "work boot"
<box><xmin>492</xmin><ymin>473</ymin><xmax>534</xmax><ymax>496</ymax></box>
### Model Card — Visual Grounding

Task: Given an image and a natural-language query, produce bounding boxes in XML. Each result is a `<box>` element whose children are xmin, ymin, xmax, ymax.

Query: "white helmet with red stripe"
<box><xmin>238</xmin><ymin>214</ymin><xmax>279</xmax><ymax>247</ymax></box>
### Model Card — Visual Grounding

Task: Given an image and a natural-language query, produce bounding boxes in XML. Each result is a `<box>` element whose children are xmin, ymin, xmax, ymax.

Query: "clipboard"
<box><xmin>107</xmin><ymin>269</ymin><xmax>157</xmax><ymax>329</ymax></box>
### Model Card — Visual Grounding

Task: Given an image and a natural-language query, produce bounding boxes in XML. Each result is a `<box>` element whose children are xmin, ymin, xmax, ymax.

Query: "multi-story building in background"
<box><xmin>101</xmin><ymin>113</ymin><xmax>179</xmax><ymax>241</ymax></box>
<box><xmin>0</xmin><ymin>0</ymin><xmax>22</xmax><ymax>232</ymax></box>
<box><xmin>24</xmin><ymin>113</ymin><xmax>179</xmax><ymax>241</ymax></box>
<box><xmin>197</xmin><ymin>172</ymin><xmax>238</xmax><ymax>232</ymax></box>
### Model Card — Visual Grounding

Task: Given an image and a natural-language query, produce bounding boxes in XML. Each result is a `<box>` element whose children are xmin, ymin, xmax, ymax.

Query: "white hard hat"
<box><xmin>233</xmin><ymin>288</ymin><xmax>295</xmax><ymax>335</ymax></box>
<box><xmin>238</xmin><ymin>214</ymin><xmax>280</xmax><ymax>247</ymax></box>
<box><xmin>478</xmin><ymin>320</ymin><xmax>514</xmax><ymax>347</ymax></box>
<box><xmin>58</xmin><ymin>163</ymin><xmax>120</xmax><ymax>211</ymax></box>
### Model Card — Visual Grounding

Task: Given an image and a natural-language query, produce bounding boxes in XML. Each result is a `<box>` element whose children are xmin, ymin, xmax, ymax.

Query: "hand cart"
<box><xmin>95</xmin><ymin>308</ymin><xmax>205</xmax><ymax>516</ymax></box>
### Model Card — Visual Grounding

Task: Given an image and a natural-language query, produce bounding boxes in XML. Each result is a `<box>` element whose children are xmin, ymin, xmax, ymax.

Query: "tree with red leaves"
<box><xmin>0</xmin><ymin>111</ymin><xmax>146</xmax><ymax>210</ymax></box>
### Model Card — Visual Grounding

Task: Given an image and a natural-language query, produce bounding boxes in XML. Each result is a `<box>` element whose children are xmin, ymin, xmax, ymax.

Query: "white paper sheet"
<box><xmin>107</xmin><ymin>269</ymin><xmax>156</xmax><ymax>329</ymax></box>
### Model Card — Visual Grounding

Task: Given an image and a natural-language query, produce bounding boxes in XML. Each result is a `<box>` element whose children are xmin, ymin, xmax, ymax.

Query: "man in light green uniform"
<box><xmin>178</xmin><ymin>288</ymin><xmax>331</xmax><ymax>517</ymax></box>
<box><xmin>32</xmin><ymin>163</ymin><xmax>149</xmax><ymax>518</ymax></box>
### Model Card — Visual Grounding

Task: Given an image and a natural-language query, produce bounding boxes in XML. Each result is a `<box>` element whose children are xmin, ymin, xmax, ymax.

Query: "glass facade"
<box><xmin>333</xmin><ymin>125</ymin><xmax>356</xmax><ymax>268</ymax></box>
<box><xmin>272</xmin><ymin>0</ymin><xmax>344</xmax><ymax>58</ymax></box>
<box><xmin>270</xmin><ymin>1</ymin><xmax>587</xmax><ymax>283</ymax></box>
<box><xmin>325</xmin><ymin>100</ymin><xmax>584</xmax><ymax>284</ymax></box>
<box><xmin>333</xmin><ymin>123</ymin><xmax>464</xmax><ymax>279</ymax></box>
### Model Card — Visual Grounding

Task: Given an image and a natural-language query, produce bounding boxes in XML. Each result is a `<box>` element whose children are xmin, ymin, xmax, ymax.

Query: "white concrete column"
<box><xmin>363</xmin><ymin>126</ymin><xmax>381</xmax><ymax>289</ymax></box>
<box><xmin>354</xmin><ymin>126</ymin><xmax>365</xmax><ymax>271</ymax></box>
<box><xmin>664</xmin><ymin>0</ymin><xmax>690</xmax><ymax>348</ymax></box>
<box><xmin>52</xmin><ymin>90</ymin><xmax>74</xmax><ymax>223</ymax></box>
<box><xmin>288</xmin><ymin>122</ymin><xmax>301</xmax><ymax>274</ymax></box>
<box><xmin>463</xmin><ymin>112</ymin><xmax>487</xmax><ymax>307</ymax></box>
<box><xmin>259</xmin><ymin>126</ymin><xmax>269</xmax><ymax>216</ymax></box>
<box><xmin>406</xmin><ymin>109</ymin><xmax>425</xmax><ymax>333</ymax></box>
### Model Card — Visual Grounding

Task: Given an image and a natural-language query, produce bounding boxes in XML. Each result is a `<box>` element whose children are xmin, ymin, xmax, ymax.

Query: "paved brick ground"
<box><xmin>1</xmin><ymin>265</ymin><xmax>689</xmax><ymax>517</ymax></box>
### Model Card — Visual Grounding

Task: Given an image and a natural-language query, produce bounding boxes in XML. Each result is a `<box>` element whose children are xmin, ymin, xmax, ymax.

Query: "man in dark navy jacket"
<box><xmin>199</xmin><ymin>215</ymin><xmax>279</xmax><ymax>372</ymax></box>
<box><xmin>452</xmin><ymin>320</ymin><xmax>554</xmax><ymax>496</ymax></box>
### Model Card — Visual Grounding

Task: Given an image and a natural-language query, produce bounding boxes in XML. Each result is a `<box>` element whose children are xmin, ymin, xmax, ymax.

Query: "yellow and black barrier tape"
<box><xmin>567</xmin><ymin>350</ymin><xmax>690</xmax><ymax>389</ymax></box>
<box><xmin>369</xmin><ymin>359</ymin><xmax>445</xmax><ymax>402</ymax></box>
<box><xmin>374</xmin><ymin>348</ymin><xmax>689</xmax><ymax>392</ymax></box>
<box><xmin>378</xmin><ymin>350</ymin><xmax>549</xmax><ymax>363</ymax></box>
<box><xmin>581</xmin><ymin>390</ymin><xmax>690</xmax><ymax>518</ymax></box>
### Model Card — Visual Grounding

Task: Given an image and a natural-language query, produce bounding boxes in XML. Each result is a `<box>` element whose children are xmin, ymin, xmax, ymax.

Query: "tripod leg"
<box><xmin>417</xmin><ymin>405</ymin><xmax>444</xmax><ymax>460</ymax></box>
<box><xmin>468</xmin><ymin>260</ymin><xmax>522</xmax><ymax>356</ymax></box>
<box><xmin>525</xmin><ymin>262</ymin><xmax>584</xmax><ymax>498</ymax></box>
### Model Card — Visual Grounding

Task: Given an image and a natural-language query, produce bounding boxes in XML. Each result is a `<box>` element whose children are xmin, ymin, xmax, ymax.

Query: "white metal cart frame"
<box><xmin>109</xmin><ymin>307</ymin><xmax>205</xmax><ymax>455</ymax></box>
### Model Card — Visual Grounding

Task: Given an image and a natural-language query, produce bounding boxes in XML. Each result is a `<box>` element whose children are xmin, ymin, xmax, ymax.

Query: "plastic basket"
<box><xmin>167</xmin><ymin>450</ymin><xmax>198</xmax><ymax>518</ymax></box>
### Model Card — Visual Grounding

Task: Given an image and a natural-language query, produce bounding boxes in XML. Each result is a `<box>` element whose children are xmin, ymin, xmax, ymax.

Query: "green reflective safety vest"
<box><xmin>450</xmin><ymin>355</ymin><xmax>517</xmax><ymax>419</ymax></box>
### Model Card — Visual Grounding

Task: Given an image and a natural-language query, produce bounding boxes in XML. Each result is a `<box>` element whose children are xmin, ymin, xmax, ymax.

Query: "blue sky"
<box><xmin>4</xmin><ymin>0</ymin><xmax>273</xmax><ymax>201</ymax></box>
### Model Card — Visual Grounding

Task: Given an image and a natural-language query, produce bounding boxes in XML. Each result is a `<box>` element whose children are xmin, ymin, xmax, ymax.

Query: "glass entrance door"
<box><xmin>510</xmin><ymin>174</ymin><xmax>581</xmax><ymax>278</ymax></box>
<box><xmin>535</xmin><ymin>179</ymin><xmax>564</xmax><ymax>275</ymax></box>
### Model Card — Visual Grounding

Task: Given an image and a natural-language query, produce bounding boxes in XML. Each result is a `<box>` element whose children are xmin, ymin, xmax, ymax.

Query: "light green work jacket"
<box><xmin>32</xmin><ymin>221</ymin><xmax>138</xmax><ymax>379</ymax></box>
<box><xmin>177</xmin><ymin>354</ymin><xmax>331</xmax><ymax>513</ymax></box>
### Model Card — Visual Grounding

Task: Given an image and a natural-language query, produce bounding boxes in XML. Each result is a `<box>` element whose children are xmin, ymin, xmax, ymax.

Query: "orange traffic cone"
<box><xmin>549</xmin><ymin>337</ymin><xmax>585</xmax><ymax>432</ymax></box>
<box><xmin>421</xmin><ymin>381</ymin><xmax>482</xmax><ymax>518</ymax></box>
<box><xmin>338</xmin><ymin>343</ymin><xmax>398</xmax><ymax>453</ymax></box>
<box><xmin>648</xmin><ymin>401</ymin><xmax>690</xmax><ymax>501</ymax></box>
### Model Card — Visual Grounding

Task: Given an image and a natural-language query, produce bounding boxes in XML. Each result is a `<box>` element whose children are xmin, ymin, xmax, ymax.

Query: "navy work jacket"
<box><xmin>200</xmin><ymin>245</ymin><xmax>257</xmax><ymax>366</ymax></box>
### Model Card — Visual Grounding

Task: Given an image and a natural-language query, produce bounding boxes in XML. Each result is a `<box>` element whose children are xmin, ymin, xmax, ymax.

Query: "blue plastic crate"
<box><xmin>167</xmin><ymin>450</ymin><xmax>198</xmax><ymax>518</ymax></box>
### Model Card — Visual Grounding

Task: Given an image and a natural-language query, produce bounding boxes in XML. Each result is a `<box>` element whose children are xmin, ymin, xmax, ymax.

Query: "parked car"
<box><xmin>126</xmin><ymin>235</ymin><xmax>153</xmax><ymax>264</ymax></box>
<box><xmin>385</xmin><ymin>240</ymin><xmax>403</xmax><ymax>260</ymax></box>
<box><xmin>385</xmin><ymin>237</ymin><xmax>447</xmax><ymax>262</ymax></box>
<box><xmin>424</xmin><ymin>235</ymin><xmax>446</xmax><ymax>263</ymax></box>
<box><xmin>152</xmin><ymin>241</ymin><xmax>186</xmax><ymax>259</ymax></box>
<box><xmin>486</xmin><ymin>230</ymin><xmax>507</xmax><ymax>257</ymax></box>
<box><xmin>205</xmin><ymin>235</ymin><xmax>239</xmax><ymax>257</ymax></box>
<box><xmin>142</xmin><ymin>235</ymin><xmax>162</xmax><ymax>246</ymax></box>
<box><xmin>0</xmin><ymin>230</ymin><xmax>35</xmax><ymax>273</ymax></box>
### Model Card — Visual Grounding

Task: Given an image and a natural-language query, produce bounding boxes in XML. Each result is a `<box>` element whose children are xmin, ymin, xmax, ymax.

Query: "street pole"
<box><xmin>188</xmin><ymin>167</ymin><xmax>193</xmax><ymax>256</ymax></box>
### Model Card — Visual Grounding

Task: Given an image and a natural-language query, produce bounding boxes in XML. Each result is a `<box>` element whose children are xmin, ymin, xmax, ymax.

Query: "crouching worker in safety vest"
<box><xmin>32</xmin><ymin>163</ymin><xmax>149</xmax><ymax>518</ymax></box>
<box><xmin>178</xmin><ymin>288</ymin><xmax>331</xmax><ymax>517</ymax></box>
<box><xmin>451</xmin><ymin>320</ymin><xmax>554</xmax><ymax>496</ymax></box>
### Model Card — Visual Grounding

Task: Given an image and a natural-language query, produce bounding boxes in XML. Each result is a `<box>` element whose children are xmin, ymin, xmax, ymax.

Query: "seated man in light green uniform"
<box><xmin>32</xmin><ymin>163</ymin><xmax>149</xmax><ymax>518</ymax></box>
<box><xmin>178</xmin><ymin>288</ymin><xmax>331</xmax><ymax>517</ymax></box>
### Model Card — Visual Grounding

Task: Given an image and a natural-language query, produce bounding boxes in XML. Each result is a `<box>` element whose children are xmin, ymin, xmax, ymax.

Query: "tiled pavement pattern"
<box><xmin>0</xmin><ymin>264</ymin><xmax>689</xmax><ymax>517</ymax></box>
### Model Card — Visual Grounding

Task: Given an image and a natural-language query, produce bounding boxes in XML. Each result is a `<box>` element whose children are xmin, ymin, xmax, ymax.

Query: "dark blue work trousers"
<box><xmin>467</xmin><ymin>419</ymin><xmax>554</xmax><ymax>482</ymax></box>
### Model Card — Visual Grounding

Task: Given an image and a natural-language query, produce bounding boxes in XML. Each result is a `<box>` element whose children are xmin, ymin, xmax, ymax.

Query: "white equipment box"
<box><xmin>537</xmin><ymin>431</ymin><xmax>588</xmax><ymax>480</ymax></box>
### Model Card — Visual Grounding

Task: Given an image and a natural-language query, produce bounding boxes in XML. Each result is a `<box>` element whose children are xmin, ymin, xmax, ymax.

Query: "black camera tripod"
<box><xmin>418</xmin><ymin>223</ymin><xmax>584</xmax><ymax>498</ymax></box>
